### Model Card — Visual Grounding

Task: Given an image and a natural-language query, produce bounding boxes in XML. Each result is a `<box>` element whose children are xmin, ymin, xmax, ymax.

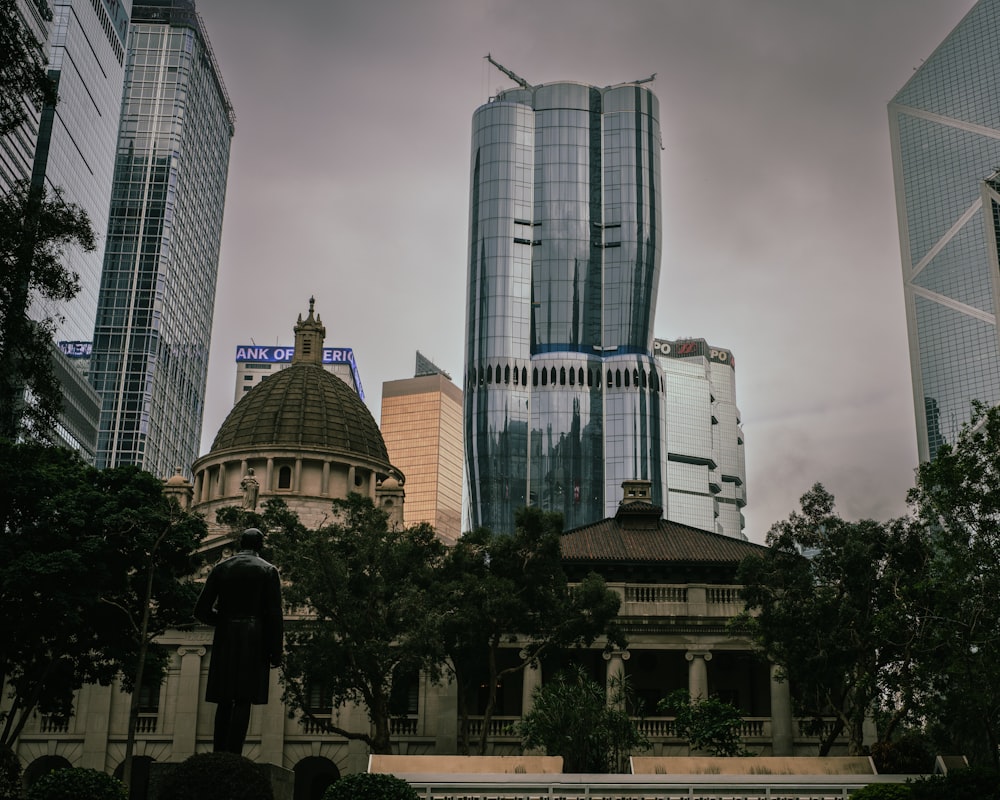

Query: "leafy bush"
<box><xmin>907</xmin><ymin>768</ymin><xmax>1000</xmax><ymax>800</ymax></box>
<box><xmin>871</xmin><ymin>733</ymin><xmax>935</xmax><ymax>774</ymax></box>
<box><xmin>658</xmin><ymin>689</ymin><xmax>752</xmax><ymax>757</ymax></box>
<box><xmin>157</xmin><ymin>753</ymin><xmax>273</xmax><ymax>800</ymax></box>
<box><xmin>321</xmin><ymin>772</ymin><xmax>419</xmax><ymax>800</ymax></box>
<box><xmin>515</xmin><ymin>665</ymin><xmax>648</xmax><ymax>773</ymax></box>
<box><xmin>26</xmin><ymin>768</ymin><xmax>126</xmax><ymax>800</ymax></box>
<box><xmin>850</xmin><ymin>784</ymin><xmax>912</xmax><ymax>800</ymax></box>
<box><xmin>0</xmin><ymin>747</ymin><xmax>21</xmax><ymax>800</ymax></box>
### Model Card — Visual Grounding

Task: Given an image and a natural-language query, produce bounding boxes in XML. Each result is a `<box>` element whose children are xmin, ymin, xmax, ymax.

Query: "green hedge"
<box><xmin>26</xmin><ymin>768</ymin><xmax>126</xmax><ymax>800</ymax></box>
<box><xmin>157</xmin><ymin>753</ymin><xmax>273</xmax><ymax>800</ymax></box>
<box><xmin>0</xmin><ymin>747</ymin><xmax>21</xmax><ymax>800</ymax></box>
<box><xmin>850</xmin><ymin>784</ymin><xmax>912</xmax><ymax>800</ymax></box>
<box><xmin>321</xmin><ymin>773</ymin><xmax>419</xmax><ymax>800</ymax></box>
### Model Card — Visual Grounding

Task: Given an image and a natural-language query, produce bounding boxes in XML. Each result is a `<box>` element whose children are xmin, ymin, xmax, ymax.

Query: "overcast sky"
<box><xmin>193</xmin><ymin>0</ymin><xmax>975</xmax><ymax>543</ymax></box>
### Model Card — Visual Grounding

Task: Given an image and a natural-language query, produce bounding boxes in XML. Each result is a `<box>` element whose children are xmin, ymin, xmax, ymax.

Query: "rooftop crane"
<box><xmin>485</xmin><ymin>54</ymin><xmax>533</xmax><ymax>90</ymax></box>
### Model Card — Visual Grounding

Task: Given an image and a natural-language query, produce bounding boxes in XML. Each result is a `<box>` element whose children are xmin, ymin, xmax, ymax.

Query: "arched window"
<box><xmin>633</xmin><ymin>369</ymin><xmax>640</xmax><ymax>387</ymax></box>
<box><xmin>615</xmin><ymin>370</ymin><xmax>622</xmax><ymax>388</ymax></box>
<box><xmin>624</xmin><ymin>370</ymin><xmax>630</xmax><ymax>387</ymax></box>
<box><xmin>641</xmin><ymin>369</ymin><xmax>647</xmax><ymax>388</ymax></box>
<box><xmin>533</xmin><ymin>368</ymin><xmax>539</xmax><ymax>387</ymax></box>
<box><xmin>550</xmin><ymin>367</ymin><xmax>557</xmax><ymax>385</ymax></box>
<box><xmin>568</xmin><ymin>367</ymin><xmax>575</xmax><ymax>386</ymax></box>
<box><xmin>513</xmin><ymin>364</ymin><xmax>519</xmax><ymax>385</ymax></box>
<box><xmin>541</xmin><ymin>368</ymin><xmax>547</xmax><ymax>386</ymax></box>
<box><xmin>560</xmin><ymin>367</ymin><xmax>566</xmax><ymax>385</ymax></box>
<box><xmin>607</xmin><ymin>370</ymin><xmax>613</xmax><ymax>388</ymax></box>
<box><xmin>504</xmin><ymin>365</ymin><xmax>510</xmax><ymax>384</ymax></box>
<box><xmin>487</xmin><ymin>365</ymin><xmax>493</xmax><ymax>384</ymax></box>
<box><xmin>278</xmin><ymin>465</ymin><xmax>292</xmax><ymax>489</ymax></box>
<box><xmin>579</xmin><ymin>367</ymin><xmax>584</xmax><ymax>386</ymax></box>
<box><xmin>587</xmin><ymin>368</ymin><xmax>593</xmax><ymax>387</ymax></box>
<box><xmin>522</xmin><ymin>367</ymin><xmax>528</xmax><ymax>386</ymax></box>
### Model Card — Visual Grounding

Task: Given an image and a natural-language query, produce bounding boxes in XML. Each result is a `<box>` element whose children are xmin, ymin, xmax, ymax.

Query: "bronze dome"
<box><xmin>211</xmin><ymin>363</ymin><xmax>389</xmax><ymax>462</ymax></box>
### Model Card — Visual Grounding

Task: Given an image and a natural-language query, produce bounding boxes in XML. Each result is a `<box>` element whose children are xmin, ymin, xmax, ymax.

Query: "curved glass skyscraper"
<box><xmin>464</xmin><ymin>80</ymin><xmax>666</xmax><ymax>534</ymax></box>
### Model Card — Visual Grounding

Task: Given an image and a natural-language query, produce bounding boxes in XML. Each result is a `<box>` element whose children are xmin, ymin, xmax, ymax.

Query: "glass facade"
<box><xmin>889</xmin><ymin>0</ymin><xmax>1000</xmax><ymax>461</ymax></box>
<box><xmin>655</xmin><ymin>338</ymin><xmax>746</xmax><ymax>539</ymax></box>
<box><xmin>464</xmin><ymin>81</ymin><xmax>666</xmax><ymax>533</ymax></box>
<box><xmin>90</xmin><ymin>0</ymin><xmax>233</xmax><ymax>477</ymax></box>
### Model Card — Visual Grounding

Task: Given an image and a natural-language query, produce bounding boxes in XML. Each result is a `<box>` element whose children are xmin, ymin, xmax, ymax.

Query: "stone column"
<box><xmin>685</xmin><ymin>651</ymin><xmax>712</xmax><ymax>700</ymax></box>
<box><xmin>80</xmin><ymin>684</ymin><xmax>113</xmax><ymax>770</ymax></box>
<box><xmin>427</xmin><ymin>673</ymin><xmax>458</xmax><ymax>755</ymax></box>
<box><xmin>217</xmin><ymin>463</ymin><xmax>226</xmax><ymax>497</ymax></box>
<box><xmin>604</xmin><ymin>649</ymin><xmax>630</xmax><ymax>707</ymax></box>
<box><xmin>173</xmin><ymin>646</ymin><xmax>205</xmax><ymax>760</ymax></box>
<box><xmin>266</xmin><ymin>458</ymin><xmax>274</xmax><ymax>491</ymax></box>
<box><xmin>321</xmin><ymin>460</ymin><xmax>330</xmax><ymax>496</ymax></box>
<box><xmin>769</xmin><ymin>663</ymin><xmax>794</xmax><ymax>756</ymax></box>
<box><xmin>294</xmin><ymin>458</ymin><xmax>302</xmax><ymax>492</ymax></box>
<box><xmin>520</xmin><ymin>653</ymin><xmax>542</xmax><ymax>716</ymax></box>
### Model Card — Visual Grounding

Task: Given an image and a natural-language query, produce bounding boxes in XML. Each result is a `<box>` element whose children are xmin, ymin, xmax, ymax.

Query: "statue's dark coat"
<box><xmin>194</xmin><ymin>550</ymin><xmax>283</xmax><ymax>704</ymax></box>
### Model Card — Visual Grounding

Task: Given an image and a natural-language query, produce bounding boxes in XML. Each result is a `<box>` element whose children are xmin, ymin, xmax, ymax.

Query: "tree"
<box><xmin>735</xmin><ymin>484</ymin><xmax>926</xmax><ymax>756</ymax></box>
<box><xmin>268</xmin><ymin>493</ymin><xmax>447</xmax><ymax>754</ymax></box>
<box><xmin>0</xmin><ymin>180</ymin><xmax>94</xmax><ymax>440</ymax></box>
<box><xmin>515</xmin><ymin>665</ymin><xmax>647</xmax><ymax>773</ymax></box>
<box><xmin>659</xmin><ymin>689</ymin><xmax>752</xmax><ymax>757</ymax></box>
<box><xmin>436</xmin><ymin>507</ymin><xmax>624</xmax><ymax>755</ymax></box>
<box><xmin>906</xmin><ymin>402</ymin><xmax>1000</xmax><ymax>769</ymax></box>
<box><xmin>0</xmin><ymin>0</ymin><xmax>57</xmax><ymax>137</ymax></box>
<box><xmin>0</xmin><ymin>441</ymin><xmax>205</xmax><ymax>747</ymax></box>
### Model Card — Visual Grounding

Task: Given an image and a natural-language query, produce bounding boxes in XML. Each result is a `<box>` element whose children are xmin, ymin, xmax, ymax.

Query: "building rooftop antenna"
<box><xmin>485</xmin><ymin>54</ymin><xmax>533</xmax><ymax>91</ymax></box>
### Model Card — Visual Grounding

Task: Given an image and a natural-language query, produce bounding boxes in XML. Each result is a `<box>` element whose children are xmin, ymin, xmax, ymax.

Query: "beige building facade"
<box><xmin>380</xmin><ymin>353</ymin><xmax>463</xmax><ymax>545</ymax></box>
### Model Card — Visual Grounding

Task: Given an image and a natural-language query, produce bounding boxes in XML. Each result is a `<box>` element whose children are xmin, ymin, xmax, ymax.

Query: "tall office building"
<box><xmin>90</xmin><ymin>0</ymin><xmax>233</xmax><ymax>477</ymax></box>
<box><xmin>654</xmin><ymin>338</ymin><xmax>746</xmax><ymax>539</ymax></box>
<box><xmin>29</xmin><ymin>0</ymin><xmax>130</xmax><ymax>459</ymax></box>
<box><xmin>381</xmin><ymin>352</ymin><xmax>463</xmax><ymax>544</ymax></box>
<box><xmin>464</xmin><ymin>70</ymin><xmax>666</xmax><ymax>534</ymax></box>
<box><xmin>889</xmin><ymin>0</ymin><xmax>1000</xmax><ymax>461</ymax></box>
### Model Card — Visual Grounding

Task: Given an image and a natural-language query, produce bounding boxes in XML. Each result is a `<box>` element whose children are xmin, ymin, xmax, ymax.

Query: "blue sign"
<box><xmin>235</xmin><ymin>345</ymin><xmax>364</xmax><ymax>400</ymax></box>
<box><xmin>58</xmin><ymin>341</ymin><xmax>93</xmax><ymax>358</ymax></box>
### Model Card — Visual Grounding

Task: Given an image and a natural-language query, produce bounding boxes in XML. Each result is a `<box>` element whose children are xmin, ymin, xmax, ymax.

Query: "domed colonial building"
<box><xmin>191</xmin><ymin>298</ymin><xmax>405</xmax><ymax>533</ymax></box>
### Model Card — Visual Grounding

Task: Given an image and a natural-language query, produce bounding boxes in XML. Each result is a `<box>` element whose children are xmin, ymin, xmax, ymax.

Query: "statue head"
<box><xmin>240</xmin><ymin>528</ymin><xmax>264</xmax><ymax>552</ymax></box>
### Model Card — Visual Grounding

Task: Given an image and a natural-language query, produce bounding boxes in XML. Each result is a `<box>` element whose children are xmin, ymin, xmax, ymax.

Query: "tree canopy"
<box><xmin>0</xmin><ymin>441</ymin><xmax>205</xmax><ymax>747</ymax></box>
<box><xmin>267</xmin><ymin>493</ymin><xmax>447</xmax><ymax>754</ymax></box>
<box><xmin>0</xmin><ymin>0</ymin><xmax>57</xmax><ymax>137</ymax></box>
<box><xmin>436</xmin><ymin>506</ymin><xmax>624</xmax><ymax>754</ymax></box>
<box><xmin>905</xmin><ymin>402</ymin><xmax>1000</xmax><ymax>768</ymax></box>
<box><xmin>736</xmin><ymin>483</ymin><xmax>927</xmax><ymax>756</ymax></box>
<box><xmin>0</xmin><ymin>181</ymin><xmax>94</xmax><ymax>440</ymax></box>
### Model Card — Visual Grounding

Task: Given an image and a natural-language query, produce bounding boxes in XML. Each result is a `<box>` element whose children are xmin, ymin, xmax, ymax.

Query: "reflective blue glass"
<box><xmin>890</xmin><ymin>0</ymin><xmax>1000</xmax><ymax>461</ymax></box>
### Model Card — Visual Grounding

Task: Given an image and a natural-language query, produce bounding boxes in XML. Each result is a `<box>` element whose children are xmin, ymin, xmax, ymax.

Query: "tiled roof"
<box><xmin>560</xmin><ymin>515</ymin><xmax>767</xmax><ymax>565</ymax></box>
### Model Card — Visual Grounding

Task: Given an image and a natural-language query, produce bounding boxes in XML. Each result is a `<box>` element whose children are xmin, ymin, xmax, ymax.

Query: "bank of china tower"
<box><xmin>464</xmin><ymin>77</ymin><xmax>666</xmax><ymax>534</ymax></box>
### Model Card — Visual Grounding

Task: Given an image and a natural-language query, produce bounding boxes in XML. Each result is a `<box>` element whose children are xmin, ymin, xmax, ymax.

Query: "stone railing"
<box><xmin>634</xmin><ymin>717</ymin><xmax>771</xmax><ymax>741</ymax></box>
<box><xmin>466</xmin><ymin>715</ymin><xmax>520</xmax><ymax>740</ymax></box>
<box><xmin>615</xmin><ymin>583</ymin><xmax>746</xmax><ymax>618</ymax></box>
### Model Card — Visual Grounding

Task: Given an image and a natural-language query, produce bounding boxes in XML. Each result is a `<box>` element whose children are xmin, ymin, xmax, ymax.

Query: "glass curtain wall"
<box><xmin>465</xmin><ymin>81</ymin><xmax>665</xmax><ymax>533</ymax></box>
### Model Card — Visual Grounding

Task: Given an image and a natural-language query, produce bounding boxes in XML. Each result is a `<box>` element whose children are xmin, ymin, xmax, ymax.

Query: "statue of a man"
<box><xmin>194</xmin><ymin>528</ymin><xmax>283</xmax><ymax>755</ymax></box>
<box><xmin>240</xmin><ymin>468</ymin><xmax>259</xmax><ymax>511</ymax></box>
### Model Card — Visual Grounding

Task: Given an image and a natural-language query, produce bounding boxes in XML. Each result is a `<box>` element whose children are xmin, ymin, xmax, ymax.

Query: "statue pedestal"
<box><xmin>145</xmin><ymin>761</ymin><xmax>293</xmax><ymax>800</ymax></box>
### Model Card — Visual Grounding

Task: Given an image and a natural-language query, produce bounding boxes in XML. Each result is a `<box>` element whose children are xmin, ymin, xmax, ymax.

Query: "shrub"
<box><xmin>850</xmin><ymin>784</ymin><xmax>912</xmax><ymax>800</ymax></box>
<box><xmin>907</xmin><ymin>768</ymin><xmax>1000</xmax><ymax>800</ymax></box>
<box><xmin>157</xmin><ymin>752</ymin><xmax>273</xmax><ymax>800</ymax></box>
<box><xmin>871</xmin><ymin>734</ymin><xmax>935</xmax><ymax>774</ymax></box>
<box><xmin>0</xmin><ymin>747</ymin><xmax>21</xmax><ymax>800</ymax></box>
<box><xmin>26</xmin><ymin>768</ymin><xmax>126</xmax><ymax>800</ymax></box>
<box><xmin>321</xmin><ymin>773</ymin><xmax>419</xmax><ymax>800</ymax></box>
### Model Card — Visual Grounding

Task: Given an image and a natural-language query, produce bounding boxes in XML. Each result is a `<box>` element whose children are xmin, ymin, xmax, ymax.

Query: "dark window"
<box><xmin>278</xmin><ymin>465</ymin><xmax>292</xmax><ymax>489</ymax></box>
